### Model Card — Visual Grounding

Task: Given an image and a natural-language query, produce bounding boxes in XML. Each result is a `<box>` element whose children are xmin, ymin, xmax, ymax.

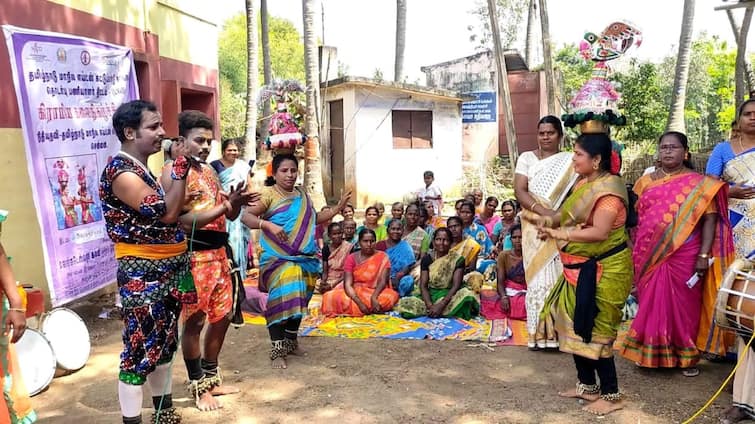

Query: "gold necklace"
<box><xmin>660</xmin><ymin>167</ymin><xmax>683</xmax><ymax>179</ymax></box>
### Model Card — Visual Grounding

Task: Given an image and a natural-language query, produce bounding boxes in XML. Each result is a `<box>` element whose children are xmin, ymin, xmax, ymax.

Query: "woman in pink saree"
<box><xmin>618</xmin><ymin>132</ymin><xmax>734</xmax><ymax>376</ymax></box>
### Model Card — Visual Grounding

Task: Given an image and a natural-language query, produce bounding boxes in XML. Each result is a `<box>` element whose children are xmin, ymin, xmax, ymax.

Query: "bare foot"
<box><xmin>582</xmin><ymin>398</ymin><xmax>625</xmax><ymax>416</ymax></box>
<box><xmin>558</xmin><ymin>387</ymin><xmax>600</xmax><ymax>402</ymax></box>
<box><xmin>720</xmin><ymin>405</ymin><xmax>748</xmax><ymax>424</ymax></box>
<box><xmin>271</xmin><ymin>356</ymin><xmax>287</xmax><ymax>369</ymax></box>
<box><xmin>196</xmin><ymin>390</ymin><xmax>223</xmax><ymax>411</ymax></box>
<box><xmin>209</xmin><ymin>384</ymin><xmax>240</xmax><ymax>396</ymax></box>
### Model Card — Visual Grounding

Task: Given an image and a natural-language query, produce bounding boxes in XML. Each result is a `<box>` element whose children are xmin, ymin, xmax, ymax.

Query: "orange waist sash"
<box><xmin>115</xmin><ymin>241</ymin><xmax>188</xmax><ymax>260</ymax></box>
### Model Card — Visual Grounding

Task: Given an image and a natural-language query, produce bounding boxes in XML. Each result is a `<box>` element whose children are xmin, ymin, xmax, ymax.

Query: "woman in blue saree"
<box><xmin>458</xmin><ymin>200</ymin><xmax>496</xmax><ymax>282</ymax></box>
<box><xmin>210</xmin><ymin>138</ymin><xmax>252</xmax><ymax>273</ymax></box>
<box><xmin>375</xmin><ymin>219</ymin><xmax>416</xmax><ymax>297</ymax></box>
<box><xmin>244</xmin><ymin>154</ymin><xmax>350</xmax><ymax>369</ymax></box>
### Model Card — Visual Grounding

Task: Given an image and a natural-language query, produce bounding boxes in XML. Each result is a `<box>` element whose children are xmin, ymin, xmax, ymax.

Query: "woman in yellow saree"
<box><xmin>515</xmin><ymin>116</ymin><xmax>577</xmax><ymax>349</ymax></box>
<box><xmin>446</xmin><ymin>216</ymin><xmax>484</xmax><ymax>293</ymax></box>
<box><xmin>534</xmin><ymin>133</ymin><xmax>632</xmax><ymax>417</ymax></box>
<box><xmin>395</xmin><ymin>228</ymin><xmax>479</xmax><ymax>319</ymax></box>
<box><xmin>321</xmin><ymin>229</ymin><xmax>399</xmax><ymax>317</ymax></box>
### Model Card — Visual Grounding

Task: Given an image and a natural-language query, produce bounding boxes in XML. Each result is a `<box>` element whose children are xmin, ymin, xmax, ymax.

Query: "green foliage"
<box><xmin>612</xmin><ymin>60</ymin><xmax>666</xmax><ymax>143</ymax></box>
<box><xmin>218</xmin><ymin>13</ymin><xmax>305</xmax><ymax>94</ymax></box>
<box><xmin>553</xmin><ymin>44</ymin><xmax>593</xmax><ymax>109</ymax></box>
<box><xmin>467</xmin><ymin>0</ymin><xmax>527</xmax><ymax>50</ymax></box>
<box><xmin>219</xmin><ymin>76</ymin><xmax>246</xmax><ymax>139</ymax></box>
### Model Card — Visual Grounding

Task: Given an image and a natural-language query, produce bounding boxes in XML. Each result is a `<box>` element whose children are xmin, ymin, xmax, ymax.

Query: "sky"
<box><xmin>218</xmin><ymin>0</ymin><xmax>750</xmax><ymax>82</ymax></box>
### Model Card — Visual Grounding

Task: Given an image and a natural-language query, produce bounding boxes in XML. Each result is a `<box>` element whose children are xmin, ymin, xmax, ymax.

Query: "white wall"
<box><xmin>350</xmin><ymin>86</ymin><xmax>462</xmax><ymax>208</ymax></box>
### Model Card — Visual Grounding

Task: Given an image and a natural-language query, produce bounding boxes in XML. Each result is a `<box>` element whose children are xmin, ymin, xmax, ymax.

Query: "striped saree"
<box><xmin>259</xmin><ymin>187</ymin><xmax>320</xmax><ymax>326</ymax></box>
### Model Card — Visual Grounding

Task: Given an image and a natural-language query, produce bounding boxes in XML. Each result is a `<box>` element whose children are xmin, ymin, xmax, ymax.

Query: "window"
<box><xmin>392</xmin><ymin>110</ymin><xmax>432</xmax><ymax>149</ymax></box>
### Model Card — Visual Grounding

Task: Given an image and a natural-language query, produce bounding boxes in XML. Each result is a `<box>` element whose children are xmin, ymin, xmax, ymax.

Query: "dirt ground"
<box><xmin>30</xmin><ymin>296</ymin><xmax>753</xmax><ymax>424</ymax></box>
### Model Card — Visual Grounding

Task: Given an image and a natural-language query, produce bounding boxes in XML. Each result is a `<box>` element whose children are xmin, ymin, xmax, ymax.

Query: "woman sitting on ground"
<box><xmin>340</xmin><ymin>203</ymin><xmax>356</xmax><ymax>222</ymax></box>
<box><xmin>321</xmin><ymin>229</ymin><xmax>399</xmax><ymax>316</ymax></box>
<box><xmin>319</xmin><ymin>222</ymin><xmax>353</xmax><ymax>293</ymax></box>
<box><xmin>356</xmin><ymin>206</ymin><xmax>387</xmax><ymax>242</ymax></box>
<box><xmin>492</xmin><ymin>200</ymin><xmax>517</xmax><ymax>251</ymax></box>
<box><xmin>402</xmin><ymin>203</ymin><xmax>429</xmax><ymax>260</ymax></box>
<box><xmin>376</xmin><ymin>219</ymin><xmax>417</xmax><ymax>297</ymax></box>
<box><xmin>447</xmin><ymin>216</ymin><xmax>485</xmax><ymax>293</ymax></box>
<box><xmin>425</xmin><ymin>200</ymin><xmax>445</xmax><ymax>230</ymax></box>
<box><xmin>476</xmin><ymin>196</ymin><xmax>501</xmax><ymax>237</ymax></box>
<box><xmin>396</xmin><ymin>228</ymin><xmax>480</xmax><ymax>319</ymax></box>
<box><xmin>459</xmin><ymin>200</ymin><xmax>497</xmax><ymax>282</ymax></box>
<box><xmin>481</xmin><ymin>224</ymin><xmax>527</xmax><ymax>320</ymax></box>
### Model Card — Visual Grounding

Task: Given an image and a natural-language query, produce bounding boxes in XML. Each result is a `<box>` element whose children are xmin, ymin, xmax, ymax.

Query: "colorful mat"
<box><xmin>243</xmin><ymin>310</ymin><xmax>528</xmax><ymax>345</ymax></box>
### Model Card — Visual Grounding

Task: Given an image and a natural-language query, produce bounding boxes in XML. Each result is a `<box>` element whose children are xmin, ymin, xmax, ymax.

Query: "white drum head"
<box><xmin>15</xmin><ymin>328</ymin><xmax>56</xmax><ymax>396</ymax></box>
<box><xmin>41</xmin><ymin>308</ymin><xmax>91</xmax><ymax>371</ymax></box>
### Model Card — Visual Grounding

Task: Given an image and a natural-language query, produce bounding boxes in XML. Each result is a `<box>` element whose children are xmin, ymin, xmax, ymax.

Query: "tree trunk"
<box><xmin>666</xmin><ymin>0</ymin><xmax>695</xmax><ymax>133</ymax></box>
<box><xmin>538</xmin><ymin>0</ymin><xmax>556</xmax><ymax>115</ymax></box>
<box><xmin>524</xmin><ymin>0</ymin><xmax>537</xmax><ymax>70</ymax></box>
<box><xmin>736</xmin><ymin>8</ymin><xmax>754</xmax><ymax>105</ymax></box>
<box><xmin>487</xmin><ymin>0</ymin><xmax>518</xmax><ymax>171</ymax></box>
<box><xmin>302</xmin><ymin>0</ymin><xmax>327</xmax><ymax>207</ymax></box>
<box><xmin>257</xmin><ymin>0</ymin><xmax>273</xmax><ymax>167</ymax></box>
<box><xmin>244</xmin><ymin>0</ymin><xmax>259</xmax><ymax>161</ymax></box>
<box><xmin>394</xmin><ymin>0</ymin><xmax>407</xmax><ymax>82</ymax></box>
<box><xmin>727</xmin><ymin>9</ymin><xmax>755</xmax><ymax>97</ymax></box>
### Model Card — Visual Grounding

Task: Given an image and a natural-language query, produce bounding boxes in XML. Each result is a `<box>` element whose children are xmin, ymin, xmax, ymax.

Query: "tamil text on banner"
<box><xmin>3</xmin><ymin>25</ymin><xmax>139</xmax><ymax>306</ymax></box>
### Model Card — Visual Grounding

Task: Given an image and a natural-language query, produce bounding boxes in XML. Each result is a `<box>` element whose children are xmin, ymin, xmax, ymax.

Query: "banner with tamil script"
<box><xmin>3</xmin><ymin>26</ymin><xmax>138</xmax><ymax>306</ymax></box>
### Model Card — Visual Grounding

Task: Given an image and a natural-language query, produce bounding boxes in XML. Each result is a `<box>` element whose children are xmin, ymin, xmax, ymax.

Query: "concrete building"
<box><xmin>320</xmin><ymin>76</ymin><xmax>465</xmax><ymax>208</ymax></box>
<box><xmin>0</xmin><ymin>0</ymin><xmax>220</xmax><ymax>300</ymax></box>
<box><xmin>421</xmin><ymin>50</ymin><xmax>548</xmax><ymax>169</ymax></box>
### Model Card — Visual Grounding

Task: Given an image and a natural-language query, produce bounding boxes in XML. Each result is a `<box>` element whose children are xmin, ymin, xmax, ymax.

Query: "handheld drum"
<box><xmin>15</xmin><ymin>328</ymin><xmax>56</xmax><ymax>396</ymax></box>
<box><xmin>41</xmin><ymin>308</ymin><xmax>91</xmax><ymax>371</ymax></box>
<box><xmin>715</xmin><ymin>259</ymin><xmax>755</xmax><ymax>335</ymax></box>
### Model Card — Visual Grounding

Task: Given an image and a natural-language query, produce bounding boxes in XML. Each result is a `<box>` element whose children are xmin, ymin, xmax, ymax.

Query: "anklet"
<box><xmin>576</xmin><ymin>382</ymin><xmax>600</xmax><ymax>395</ymax></box>
<box><xmin>600</xmin><ymin>392</ymin><xmax>622</xmax><ymax>401</ymax></box>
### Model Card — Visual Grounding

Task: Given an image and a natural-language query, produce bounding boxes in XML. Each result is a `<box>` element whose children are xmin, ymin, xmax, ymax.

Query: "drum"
<box><xmin>15</xmin><ymin>328</ymin><xmax>56</xmax><ymax>396</ymax></box>
<box><xmin>715</xmin><ymin>259</ymin><xmax>755</xmax><ymax>334</ymax></box>
<box><xmin>41</xmin><ymin>308</ymin><xmax>91</xmax><ymax>371</ymax></box>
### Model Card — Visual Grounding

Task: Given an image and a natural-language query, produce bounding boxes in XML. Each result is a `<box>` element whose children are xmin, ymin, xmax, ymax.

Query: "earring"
<box><xmin>593</xmin><ymin>163</ymin><xmax>599</xmax><ymax>170</ymax></box>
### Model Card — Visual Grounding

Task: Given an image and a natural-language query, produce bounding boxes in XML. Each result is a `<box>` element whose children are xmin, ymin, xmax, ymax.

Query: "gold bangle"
<box><xmin>8</xmin><ymin>308</ymin><xmax>25</xmax><ymax>313</ymax></box>
<box><xmin>698</xmin><ymin>253</ymin><xmax>709</xmax><ymax>259</ymax></box>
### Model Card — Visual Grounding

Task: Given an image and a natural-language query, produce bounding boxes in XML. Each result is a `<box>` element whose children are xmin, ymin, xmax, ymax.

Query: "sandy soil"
<box><xmin>29</xmin><ymin>296</ymin><xmax>752</xmax><ymax>424</ymax></box>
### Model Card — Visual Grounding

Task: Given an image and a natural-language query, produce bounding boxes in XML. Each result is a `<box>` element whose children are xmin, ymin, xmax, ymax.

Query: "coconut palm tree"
<box><xmin>524</xmin><ymin>0</ymin><xmax>536</xmax><ymax>70</ymax></box>
<box><xmin>260</xmin><ymin>0</ymin><xmax>273</xmax><ymax>146</ymax></box>
<box><xmin>538</xmin><ymin>0</ymin><xmax>555</xmax><ymax>114</ymax></box>
<box><xmin>394</xmin><ymin>0</ymin><xmax>407</xmax><ymax>82</ymax></box>
<box><xmin>302</xmin><ymin>0</ymin><xmax>326</xmax><ymax>206</ymax></box>
<box><xmin>245</xmin><ymin>0</ymin><xmax>259</xmax><ymax>161</ymax></box>
<box><xmin>666</xmin><ymin>0</ymin><xmax>695</xmax><ymax>133</ymax></box>
<box><xmin>727</xmin><ymin>7</ymin><xmax>754</xmax><ymax>105</ymax></box>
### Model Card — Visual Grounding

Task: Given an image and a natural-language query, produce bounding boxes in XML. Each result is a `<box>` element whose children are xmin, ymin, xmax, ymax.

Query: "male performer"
<box><xmin>102</xmin><ymin>100</ymin><xmax>194</xmax><ymax>424</ymax></box>
<box><xmin>163</xmin><ymin>110</ymin><xmax>256</xmax><ymax>411</ymax></box>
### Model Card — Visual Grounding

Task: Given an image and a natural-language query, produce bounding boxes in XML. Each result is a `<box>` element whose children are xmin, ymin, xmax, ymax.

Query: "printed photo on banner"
<box><xmin>46</xmin><ymin>154</ymin><xmax>102</xmax><ymax>230</ymax></box>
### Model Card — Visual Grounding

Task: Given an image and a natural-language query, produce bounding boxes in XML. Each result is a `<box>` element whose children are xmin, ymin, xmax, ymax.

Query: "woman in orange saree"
<box><xmin>618</xmin><ymin>132</ymin><xmax>734</xmax><ymax>375</ymax></box>
<box><xmin>321</xmin><ymin>229</ymin><xmax>399</xmax><ymax>317</ymax></box>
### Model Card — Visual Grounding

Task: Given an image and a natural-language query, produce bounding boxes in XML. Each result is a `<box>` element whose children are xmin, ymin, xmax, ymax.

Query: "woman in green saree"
<box><xmin>395</xmin><ymin>228</ymin><xmax>479</xmax><ymax>319</ymax></box>
<box><xmin>532</xmin><ymin>132</ymin><xmax>632</xmax><ymax>416</ymax></box>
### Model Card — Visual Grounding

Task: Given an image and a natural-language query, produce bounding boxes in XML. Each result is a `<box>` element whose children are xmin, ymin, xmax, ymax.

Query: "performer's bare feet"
<box><xmin>196</xmin><ymin>391</ymin><xmax>223</xmax><ymax>411</ymax></box>
<box><xmin>209</xmin><ymin>384</ymin><xmax>240</xmax><ymax>396</ymax></box>
<box><xmin>558</xmin><ymin>387</ymin><xmax>600</xmax><ymax>402</ymax></box>
<box><xmin>720</xmin><ymin>405</ymin><xmax>748</xmax><ymax>424</ymax></box>
<box><xmin>271</xmin><ymin>357</ymin><xmax>287</xmax><ymax>369</ymax></box>
<box><xmin>582</xmin><ymin>399</ymin><xmax>625</xmax><ymax>416</ymax></box>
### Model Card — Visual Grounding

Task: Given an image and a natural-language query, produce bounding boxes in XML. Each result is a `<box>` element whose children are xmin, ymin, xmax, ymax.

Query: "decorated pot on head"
<box><xmin>266</xmin><ymin>103</ymin><xmax>306</xmax><ymax>154</ymax></box>
<box><xmin>561</xmin><ymin>21</ymin><xmax>641</xmax><ymax>136</ymax></box>
<box><xmin>259</xmin><ymin>79</ymin><xmax>308</xmax><ymax>155</ymax></box>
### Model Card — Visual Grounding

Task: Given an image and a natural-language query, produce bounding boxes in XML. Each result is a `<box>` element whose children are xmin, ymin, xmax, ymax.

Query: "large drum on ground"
<box><xmin>41</xmin><ymin>308</ymin><xmax>90</xmax><ymax>371</ymax></box>
<box><xmin>15</xmin><ymin>328</ymin><xmax>56</xmax><ymax>396</ymax></box>
<box><xmin>716</xmin><ymin>259</ymin><xmax>755</xmax><ymax>335</ymax></box>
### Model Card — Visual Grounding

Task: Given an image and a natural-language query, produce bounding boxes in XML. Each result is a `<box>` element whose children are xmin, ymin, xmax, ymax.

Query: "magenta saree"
<box><xmin>618</xmin><ymin>173</ymin><xmax>733</xmax><ymax>367</ymax></box>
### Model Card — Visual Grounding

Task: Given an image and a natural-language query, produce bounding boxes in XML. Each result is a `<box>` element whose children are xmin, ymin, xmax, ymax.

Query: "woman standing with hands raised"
<box><xmin>242</xmin><ymin>154</ymin><xmax>351</xmax><ymax>369</ymax></box>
